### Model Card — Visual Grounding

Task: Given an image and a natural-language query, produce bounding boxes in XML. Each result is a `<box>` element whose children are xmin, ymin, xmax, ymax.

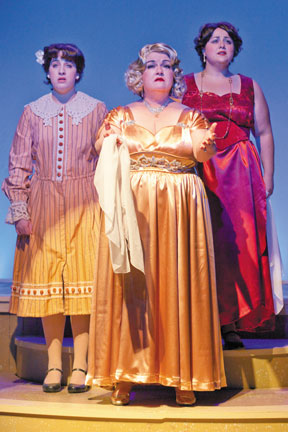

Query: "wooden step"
<box><xmin>0</xmin><ymin>372</ymin><xmax>287</xmax><ymax>432</ymax></box>
<box><xmin>15</xmin><ymin>336</ymin><xmax>288</xmax><ymax>388</ymax></box>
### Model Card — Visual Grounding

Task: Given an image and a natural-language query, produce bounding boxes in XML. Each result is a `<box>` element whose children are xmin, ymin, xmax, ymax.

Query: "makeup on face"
<box><xmin>142</xmin><ymin>52</ymin><xmax>174</xmax><ymax>94</ymax></box>
<box><xmin>204</xmin><ymin>28</ymin><xmax>234</xmax><ymax>64</ymax></box>
<box><xmin>48</xmin><ymin>53</ymin><xmax>78</xmax><ymax>94</ymax></box>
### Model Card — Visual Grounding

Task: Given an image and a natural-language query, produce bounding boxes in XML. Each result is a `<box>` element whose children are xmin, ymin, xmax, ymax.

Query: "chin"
<box><xmin>55</xmin><ymin>86</ymin><xmax>70</xmax><ymax>93</ymax></box>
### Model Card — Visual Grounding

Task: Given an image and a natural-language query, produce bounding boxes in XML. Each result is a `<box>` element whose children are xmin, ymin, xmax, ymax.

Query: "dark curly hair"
<box><xmin>42</xmin><ymin>43</ymin><xmax>85</xmax><ymax>84</ymax></box>
<box><xmin>194</xmin><ymin>22</ymin><xmax>243</xmax><ymax>68</ymax></box>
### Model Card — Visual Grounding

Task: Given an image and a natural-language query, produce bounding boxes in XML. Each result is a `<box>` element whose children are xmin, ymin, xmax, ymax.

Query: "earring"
<box><xmin>203</xmin><ymin>52</ymin><xmax>206</xmax><ymax>64</ymax></box>
<box><xmin>47</xmin><ymin>74</ymin><xmax>50</xmax><ymax>79</ymax></box>
<box><xmin>137</xmin><ymin>79</ymin><xmax>143</xmax><ymax>97</ymax></box>
<box><xmin>76</xmin><ymin>75</ymin><xmax>80</xmax><ymax>80</ymax></box>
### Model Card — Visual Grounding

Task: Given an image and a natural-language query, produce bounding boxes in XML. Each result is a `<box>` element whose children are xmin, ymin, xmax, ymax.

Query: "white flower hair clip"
<box><xmin>35</xmin><ymin>49</ymin><xmax>44</xmax><ymax>65</ymax></box>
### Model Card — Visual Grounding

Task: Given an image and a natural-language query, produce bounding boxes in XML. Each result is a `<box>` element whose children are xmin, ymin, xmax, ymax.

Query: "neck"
<box><xmin>143</xmin><ymin>92</ymin><xmax>170</xmax><ymax>106</ymax></box>
<box><xmin>52</xmin><ymin>88</ymin><xmax>76</xmax><ymax>104</ymax></box>
<box><xmin>203</xmin><ymin>63</ymin><xmax>232</xmax><ymax>78</ymax></box>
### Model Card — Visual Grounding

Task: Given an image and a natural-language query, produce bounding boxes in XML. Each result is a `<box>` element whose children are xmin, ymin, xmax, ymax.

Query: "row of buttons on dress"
<box><xmin>56</xmin><ymin>109</ymin><xmax>64</xmax><ymax>180</ymax></box>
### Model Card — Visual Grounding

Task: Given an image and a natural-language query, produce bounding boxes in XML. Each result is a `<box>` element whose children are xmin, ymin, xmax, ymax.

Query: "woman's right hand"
<box><xmin>200</xmin><ymin>122</ymin><xmax>217</xmax><ymax>152</ymax></box>
<box><xmin>15</xmin><ymin>219</ymin><xmax>32</xmax><ymax>236</ymax></box>
<box><xmin>191</xmin><ymin>122</ymin><xmax>217</xmax><ymax>162</ymax></box>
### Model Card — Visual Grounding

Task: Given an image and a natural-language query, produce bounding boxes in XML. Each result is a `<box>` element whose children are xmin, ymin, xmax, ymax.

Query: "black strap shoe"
<box><xmin>42</xmin><ymin>368</ymin><xmax>63</xmax><ymax>393</ymax></box>
<box><xmin>68</xmin><ymin>368</ymin><xmax>90</xmax><ymax>393</ymax></box>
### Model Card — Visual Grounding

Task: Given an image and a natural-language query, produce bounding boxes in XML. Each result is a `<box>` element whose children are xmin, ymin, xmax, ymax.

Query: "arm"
<box><xmin>191</xmin><ymin>122</ymin><xmax>217</xmax><ymax>162</ymax></box>
<box><xmin>2</xmin><ymin>106</ymin><xmax>33</xmax><ymax>234</ymax></box>
<box><xmin>253</xmin><ymin>80</ymin><xmax>274</xmax><ymax>197</ymax></box>
<box><xmin>95</xmin><ymin>108</ymin><xmax>122</xmax><ymax>153</ymax></box>
<box><xmin>91</xmin><ymin>101</ymin><xmax>108</xmax><ymax>144</ymax></box>
<box><xmin>188</xmin><ymin>110</ymin><xmax>217</xmax><ymax>162</ymax></box>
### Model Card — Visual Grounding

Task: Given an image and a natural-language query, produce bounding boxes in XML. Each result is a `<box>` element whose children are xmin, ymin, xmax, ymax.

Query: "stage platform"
<box><xmin>14</xmin><ymin>336</ymin><xmax>288</xmax><ymax>389</ymax></box>
<box><xmin>1</xmin><ymin>281</ymin><xmax>288</xmax><ymax>430</ymax></box>
<box><xmin>0</xmin><ymin>372</ymin><xmax>287</xmax><ymax>432</ymax></box>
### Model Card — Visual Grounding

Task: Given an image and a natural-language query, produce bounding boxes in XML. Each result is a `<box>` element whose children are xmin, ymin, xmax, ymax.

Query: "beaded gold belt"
<box><xmin>130</xmin><ymin>154</ymin><xmax>196</xmax><ymax>173</ymax></box>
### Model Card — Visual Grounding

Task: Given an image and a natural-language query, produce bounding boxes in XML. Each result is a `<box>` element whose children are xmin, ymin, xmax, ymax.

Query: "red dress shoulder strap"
<box><xmin>184</xmin><ymin>73</ymin><xmax>198</xmax><ymax>92</ymax></box>
<box><xmin>239</xmin><ymin>74</ymin><xmax>254</xmax><ymax>102</ymax></box>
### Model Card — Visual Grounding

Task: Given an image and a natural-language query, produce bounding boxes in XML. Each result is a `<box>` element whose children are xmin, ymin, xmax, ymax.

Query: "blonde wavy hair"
<box><xmin>125</xmin><ymin>43</ymin><xmax>186</xmax><ymax>99</ymax></box>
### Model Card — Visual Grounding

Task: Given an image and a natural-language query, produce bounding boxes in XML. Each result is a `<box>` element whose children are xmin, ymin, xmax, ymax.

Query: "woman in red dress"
<box><xmin>182</xmin><ymin>22</ymin><xmax>275</xmax><ymax>348</ymax></box>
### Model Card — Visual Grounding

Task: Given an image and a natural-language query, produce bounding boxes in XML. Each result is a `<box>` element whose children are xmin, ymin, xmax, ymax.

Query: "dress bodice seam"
<box><xmin>122</xmin><ymin>106</ymin><xmax>191</xmax><ymax>136</ymax></box>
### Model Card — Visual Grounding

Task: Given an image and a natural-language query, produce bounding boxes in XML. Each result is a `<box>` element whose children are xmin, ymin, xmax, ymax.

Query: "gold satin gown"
<box><xmin>87</xmin><ymin>106</ymin><xmax>226</xmax><ymax>391</ymax></box>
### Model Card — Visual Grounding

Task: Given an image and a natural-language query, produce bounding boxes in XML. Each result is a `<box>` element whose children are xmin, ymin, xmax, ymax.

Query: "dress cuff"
<box><xmin>5</xmin><ymin>201</ymin><xmax>30</xmax><ymax>224</ymax></box>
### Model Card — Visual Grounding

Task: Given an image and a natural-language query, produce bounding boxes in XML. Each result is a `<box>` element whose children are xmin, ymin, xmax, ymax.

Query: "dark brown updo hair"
<box><xmin>42</xmin><ymin>43</ymin><xmax>85</xmax><ymax>84</ymax></box>
<box><xmin>194</xmin><ymin>22</ymin><xmax>243</xmax><ymax>68</ymax></box>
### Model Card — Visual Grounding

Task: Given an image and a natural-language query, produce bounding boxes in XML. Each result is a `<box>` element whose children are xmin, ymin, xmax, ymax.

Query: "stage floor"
<box><xmin>0</xmin><ymin>372</ymin><xmax>288</xmax><ymax>432</ymax></box>
<box><xmin>1</xmin><ymin>281</ymin><xmax>288</xmax><ymax>430</ymax></box>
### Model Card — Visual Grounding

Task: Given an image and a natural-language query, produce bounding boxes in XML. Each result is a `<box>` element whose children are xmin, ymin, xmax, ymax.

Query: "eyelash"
<box><xmin>211</xmin><ymin>39</ymin><xmax>232</xmax><ymax>44</ymax></box>
<box><xmin>146</xmin><ymin>64</ymin><xmax>171</xmax><ymax>69</ymax></box>
<box><xmin>51</xmin><ymin>62</ymin><xmax>74</xmax><ymax>68</ymax></box>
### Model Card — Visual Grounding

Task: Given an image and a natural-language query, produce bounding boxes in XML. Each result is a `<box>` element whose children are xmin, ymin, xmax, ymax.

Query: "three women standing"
<box><xmin>3</xmin><ymin>23</ymin><xmax>277</xmax><ymax>405</ymax></box>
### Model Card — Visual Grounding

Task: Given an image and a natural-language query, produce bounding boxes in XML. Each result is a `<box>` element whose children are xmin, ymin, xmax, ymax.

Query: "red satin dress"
<box><xmin>182</xmin><ymin>73</ymin><xmax>275</xmax><ymax>331</ymax></box>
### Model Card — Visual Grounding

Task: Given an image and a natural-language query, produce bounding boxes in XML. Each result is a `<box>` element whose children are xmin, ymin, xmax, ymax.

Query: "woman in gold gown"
<box><xmin>87</xmin><ymin>43</ymin><xmax>226</xmax><ymax>406</ymax></box>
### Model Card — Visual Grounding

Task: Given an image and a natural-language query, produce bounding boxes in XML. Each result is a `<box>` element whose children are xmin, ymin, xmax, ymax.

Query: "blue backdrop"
<box><xmin>0</xmin><ymin>0</ymin><xmax>287</xmax><ymax>279</ymax></box>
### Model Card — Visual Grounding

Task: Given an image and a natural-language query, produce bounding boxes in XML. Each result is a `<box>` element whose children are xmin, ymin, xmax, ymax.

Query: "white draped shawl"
<box><xmin>94</xmin><ymin>134</ymin><xmax>144</xmax><ymax>274</ymax></box>
<box><xmin>267</xmin><ymin>199</ymin><xmax>284</xmax><ymax>314</ymax></box>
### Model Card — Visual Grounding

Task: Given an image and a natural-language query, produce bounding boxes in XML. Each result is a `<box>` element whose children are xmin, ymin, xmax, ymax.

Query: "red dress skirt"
<box><xmin>182</xmin><ymin>73</ymin><xmax>274</xmax><ymax>331</ymax></box>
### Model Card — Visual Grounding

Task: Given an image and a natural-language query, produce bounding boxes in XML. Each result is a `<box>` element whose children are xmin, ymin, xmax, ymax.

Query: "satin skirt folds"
<box><xmin>203</xmin><ymin>139</ymin><xmax>275</xmax><ymax>330</ymax></box>
<box><xmin>87</xmin><ymin>169</ymin><xmax>226</xmax><ymax>391</ymax></box>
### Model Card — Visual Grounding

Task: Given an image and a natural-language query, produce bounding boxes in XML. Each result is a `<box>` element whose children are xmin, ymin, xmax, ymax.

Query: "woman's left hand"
<box><xmin>263</xmin><ymin>172</ymin><xmax>274</xmax><ymax>198</ymax></box>
<box><xmin>200</xmin><ymin>122</ymin><xmax>217</xmax><ymax>152</ymax></box>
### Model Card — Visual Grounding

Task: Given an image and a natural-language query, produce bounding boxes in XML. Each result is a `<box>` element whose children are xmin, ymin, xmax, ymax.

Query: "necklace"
<box><xmin>200</xmin><ymin>71</ymin><xmax>233</xmax><ymax>139</ymax></box>
<box><xmin>143</xmin><ymin>98</ymin><xmax>170</xmax><ymax>116</ymax></box>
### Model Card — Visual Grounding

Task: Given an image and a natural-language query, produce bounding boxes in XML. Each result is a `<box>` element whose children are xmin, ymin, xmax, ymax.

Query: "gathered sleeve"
<box><xmin>186</xmin><ymin>108</ymin><xmax>210</xmax><ymax>131</ymax></box>
<box><xmin>2</xmin><ymin>106</ymin><xmax>33</xmax><ymax>223</ymax></box>
<box><xmin>91</xmin><ymin>101</ymin><xmax>108</xmax><ymax>143</ymax></box>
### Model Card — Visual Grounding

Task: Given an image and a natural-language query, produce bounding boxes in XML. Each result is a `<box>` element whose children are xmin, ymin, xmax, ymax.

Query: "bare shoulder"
<box><xmin>253</xmin><ymin>79</ymin><xmax>265</xmax><ymax>95</ymax></box>
<box><xmin>173</xmin><ymin>101</ymin><xmax>200</xmax><ymax>117</ymax></box>
<box><xmin>252</xmin><ymin>80</ymin><xmax>269</xmax><ymax>106</ymax></box>
<box><xmin>127</xmin><ymin>101</ymin><xmax>142</xmax><ymax>109</ymax></box>
<box><xmin>170</xmin><ymin>101</ymin><xmax>189</xmax><ymax>111</ymax></box>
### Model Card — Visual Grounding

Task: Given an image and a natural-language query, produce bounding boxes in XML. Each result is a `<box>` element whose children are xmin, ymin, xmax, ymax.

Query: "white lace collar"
<box><xmin>28</xmin><ymin>91</ymin><xmax>101</xmax><ymax>126</ymax></box>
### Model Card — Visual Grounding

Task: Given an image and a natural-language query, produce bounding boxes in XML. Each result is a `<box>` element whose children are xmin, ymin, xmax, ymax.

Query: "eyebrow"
<box><xmin>146</xmin><ymin>59</ymin><xmax>171</xmax><ymax>64</ymax></box>
<box><xmin>211</xmin><ymin>35</ymin><xmax>232</xmax><ymax>40</ymax></box>
<box><xmin>51</xmin><ymin>58</ymin><xmax>74</xmax><ymax>63</ymax></box>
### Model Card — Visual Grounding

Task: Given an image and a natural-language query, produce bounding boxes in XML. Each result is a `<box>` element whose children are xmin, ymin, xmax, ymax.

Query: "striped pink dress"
<box><xmin>2</xmin><ymin>92</ymin><xmax>107</xmax><ymax>317</ymax></box>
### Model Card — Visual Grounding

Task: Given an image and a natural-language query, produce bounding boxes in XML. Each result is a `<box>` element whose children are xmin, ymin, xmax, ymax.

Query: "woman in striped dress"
<box><xmin>2</xmin><ymin>43</ymin><xmax>107</xmax><ymax>392</ymax></box>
